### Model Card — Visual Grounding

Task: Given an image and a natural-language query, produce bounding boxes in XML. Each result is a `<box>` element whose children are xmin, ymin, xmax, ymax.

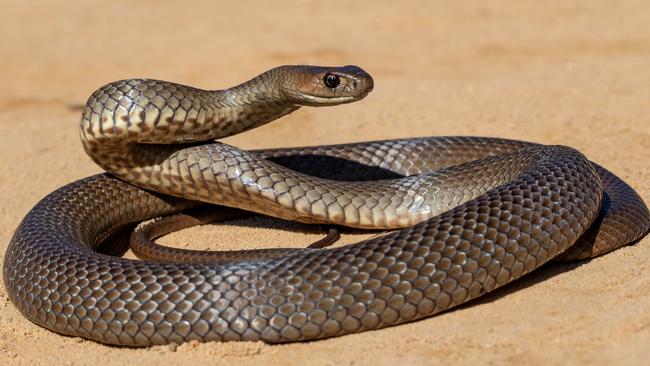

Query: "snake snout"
<box><xmin>337</xmin><ymin>65</ymin><xmax>374</xmax><ymax>97</ymax></box>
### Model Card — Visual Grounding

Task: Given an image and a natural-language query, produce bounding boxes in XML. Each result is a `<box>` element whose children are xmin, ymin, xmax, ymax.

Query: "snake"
<box><xmin>4</xmin><ymin>65</ymin><xmax>649</xmax><ymax>347</ymax></box>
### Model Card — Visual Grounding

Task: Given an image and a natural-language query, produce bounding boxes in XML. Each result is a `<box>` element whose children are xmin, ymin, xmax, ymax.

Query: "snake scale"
<box><xmin>4</xmin><ymin>65</ymin><xmax>649</xmax><ymax>346</ymax></box>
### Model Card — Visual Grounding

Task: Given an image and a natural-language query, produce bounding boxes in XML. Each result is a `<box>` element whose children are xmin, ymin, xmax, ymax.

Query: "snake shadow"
<box><xmin>265</xmin><ymin>154</ymin><xmax>405</xmax><ymax>181</ymax></box>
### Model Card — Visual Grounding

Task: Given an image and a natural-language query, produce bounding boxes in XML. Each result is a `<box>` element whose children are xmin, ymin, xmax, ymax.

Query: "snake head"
<box><xmin>275</xmin><ymin>65</ymin><xmax>374</xmax><ymax>106</ymax></box>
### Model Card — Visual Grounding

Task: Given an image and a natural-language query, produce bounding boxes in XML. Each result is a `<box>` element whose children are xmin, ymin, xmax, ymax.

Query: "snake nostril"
<box><xmin>352</xmin><ymin>81</ymin><xmax>358</xmax><ymax>89</ymax></box>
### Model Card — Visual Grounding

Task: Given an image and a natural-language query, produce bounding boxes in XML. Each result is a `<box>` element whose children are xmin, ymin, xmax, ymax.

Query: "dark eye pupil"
<box><xmin>324</xmin><ymin>74</ymin><xmax>340</xmax><ymax>88</ymax></box>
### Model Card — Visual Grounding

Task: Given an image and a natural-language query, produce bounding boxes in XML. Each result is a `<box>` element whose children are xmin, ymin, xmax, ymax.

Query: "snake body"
<box><xmin>4</xmin><ymin>65</ymin><xmax>649</xmax><ymax>346</ymax></box>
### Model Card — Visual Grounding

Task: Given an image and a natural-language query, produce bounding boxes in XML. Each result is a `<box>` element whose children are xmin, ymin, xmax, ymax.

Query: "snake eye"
<box><xmin>323</xmin><ymin>74</ymin><xmax>340</xmax><ymax>88</ymax></box>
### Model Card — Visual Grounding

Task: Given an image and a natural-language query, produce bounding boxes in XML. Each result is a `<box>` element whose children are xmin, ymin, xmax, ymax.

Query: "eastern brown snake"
<box><xmin>4</xmin><ymin>65</ymin><xmax>649</xmax><ymax>346</ymax></box>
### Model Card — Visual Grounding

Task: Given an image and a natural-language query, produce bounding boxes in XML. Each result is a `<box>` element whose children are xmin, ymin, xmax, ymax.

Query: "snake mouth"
<box><xmin>295</xmin><ymin>93</ymin><xmax>358</xmax><ymax>106</ymax></box>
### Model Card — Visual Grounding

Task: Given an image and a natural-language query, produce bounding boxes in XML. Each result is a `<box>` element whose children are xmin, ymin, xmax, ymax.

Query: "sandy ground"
<box><xmin>1</xmin><ymin>1</ymin><xmax>649</xmax><ymax>365</ymax></box>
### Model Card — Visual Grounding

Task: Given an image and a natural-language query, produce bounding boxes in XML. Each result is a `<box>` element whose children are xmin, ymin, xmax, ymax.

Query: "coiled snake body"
<box><xmin>4</xmin><ymin>65</ymin><xmax>649</xmax><ymax>346</ymax></box>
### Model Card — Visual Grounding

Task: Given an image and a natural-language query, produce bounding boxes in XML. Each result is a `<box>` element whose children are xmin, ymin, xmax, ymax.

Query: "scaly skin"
<box><xmin>3</xmin><ymin>65</ymin><xmax>649</xmax><ymax>346</ymax></box>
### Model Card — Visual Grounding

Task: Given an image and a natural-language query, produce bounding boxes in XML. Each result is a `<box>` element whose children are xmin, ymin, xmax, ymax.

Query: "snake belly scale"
<box><xmin>3</xmin><ymin>65</ymin><xmax>649</xmax><ymax>346</ymax></box>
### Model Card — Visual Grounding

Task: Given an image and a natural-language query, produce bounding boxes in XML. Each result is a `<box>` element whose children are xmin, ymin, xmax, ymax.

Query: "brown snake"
<box><xmin>4</xmin><ymin>65</ymin><xmax>649</xmax><ymax>346</ymax></box>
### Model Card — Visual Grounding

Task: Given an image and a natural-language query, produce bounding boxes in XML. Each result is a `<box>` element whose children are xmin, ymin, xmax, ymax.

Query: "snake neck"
<box><xmin>79</xmin><ymin>74</ymin><xmax>300</xmax><ymax>173</ymax></box>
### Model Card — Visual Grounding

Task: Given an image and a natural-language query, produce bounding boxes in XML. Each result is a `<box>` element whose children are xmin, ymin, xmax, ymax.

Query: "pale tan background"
<box><xmin>1</xmin><ymin>1</ymin><xmax>649</xmax><ymax>365</ymax></box>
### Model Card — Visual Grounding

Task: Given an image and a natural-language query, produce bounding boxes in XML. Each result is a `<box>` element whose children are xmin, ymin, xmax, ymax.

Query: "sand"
<box><xmin>1</xmin><ymin>1</ymin><xmax>649</xmax><ymax>365</ymax></box>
